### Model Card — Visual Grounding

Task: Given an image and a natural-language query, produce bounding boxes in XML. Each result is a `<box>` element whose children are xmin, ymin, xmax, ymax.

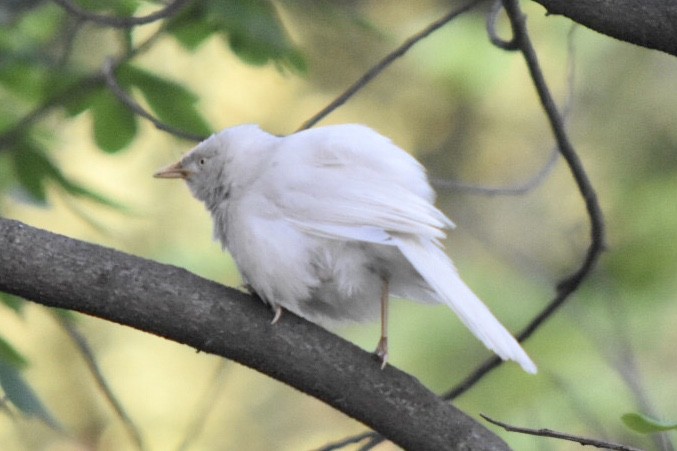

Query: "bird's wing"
<box><xmin>282</xmin><ymin>181</ymin><xmax>450</xmax><ymax>245</ymax></box>
<box><xmin>266</xmin><ymin>125</ymin><xmax>453</xmax><ymax>244</ymax></box>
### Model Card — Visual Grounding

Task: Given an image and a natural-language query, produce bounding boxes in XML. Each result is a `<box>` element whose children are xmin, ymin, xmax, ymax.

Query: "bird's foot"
<box><xmin>374</xmin><ymin>337</ymin><xmax>388</xmax><ymax>369</ymax></box>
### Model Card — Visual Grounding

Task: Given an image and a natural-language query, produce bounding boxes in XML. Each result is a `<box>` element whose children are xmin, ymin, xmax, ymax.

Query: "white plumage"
<box><xmin>155</xmin><ymin>124</ymin><xmax>536</xmax><ymax>374</ymax></box>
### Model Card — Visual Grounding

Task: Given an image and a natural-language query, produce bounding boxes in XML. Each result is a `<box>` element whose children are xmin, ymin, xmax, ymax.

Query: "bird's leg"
<box><xmin>271</xmin><ymin>304</ymin><xmax>283</xmax><ymax>324</ymax></box>
<box><xmin>243</xmin><ymin>284</ymin><xmax>283</xmax><ymax>325</ymax></box>
<box><xmin>374</xmin><ymin>277</ymin><xmax>389</xmax><ymax>369</ymax></box>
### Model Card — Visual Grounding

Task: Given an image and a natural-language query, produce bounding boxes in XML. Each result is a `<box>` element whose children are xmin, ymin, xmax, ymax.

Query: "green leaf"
<box><xmin>62</xmin><ymin>87</ymin><xmax>98</xmax><ymax>117</ymax></box>
<box><xmin>0</xmin><ymin>293</ymin><xmax>25</xmax><ymax>315</ymax></box>
<box><xmin>0</xmin><ymin>62</ymin><xmax>49</xmax><ymax>102</ymax></box>
<box><xmin>170</xmin><ymin>20</ymin><xmax>217</xmax><ymax>50</ymax></box>
<box><xmin>0</xmin><ymin>360</ymin><xmax>62</xmax><ymax>430</ymax></box>
<box><xmin>90</xmin><ymin>89</ymin><xmax>138</xmax><ymax>152</ymax></box>
<box><xmin>53</xmin><ymin>171</ymin><xmax>124</xmax><ymax>209</ymax></box>
<box><xmin>166</xmin><ymin>0</ymin><xmax>305</xmax><ymax>72</ymax></box>
<box><xmin>119</xmin><ymin>65</ymin><xmax>211</xmax><ymax>137</ymax></box>
<box><xmin>12</xmin><ymin>142</ymin><xmax>122</xmax><ymax>208</ymax></box>
<box><xmin>0</xmin><ymin>337</ymin><xmax>28</xmax><ymax>369</ymax></box>
<box><xmin>7</xmin><ymin>2</ymin><xmax>64</xmax><ymax>47</ymax></box>
<box><xmin>166</xmin><ymin>3</ymin><xmax>216</xmax><ymax>50</ymax></box>
<box><xmin>622</xmin><ymin>413</ymin><xmax>677</xmax><ymax>434</ymax></box>
<box><xmin>210</xmin><ymin>0</ymin><xmax>305</xmax><ymax>71</ymax></box>
<box><xmin>112</xmin><ymin>0</ymin><xmax>140</xmax><ymax>17</ymax></box>
<box><xmin>0</xmin><ymin>151</ymin><xmax>15</xmax><ymax>191</ymax></box>
<box><xmin>73</xmin><ymin>0</ymin><xmax>139</xmax><ymax>15</ymax></box>
<box><xmin>12</xmin><ymin>142</ymin><xmax>52</xmax><ymax>204</ymax></box>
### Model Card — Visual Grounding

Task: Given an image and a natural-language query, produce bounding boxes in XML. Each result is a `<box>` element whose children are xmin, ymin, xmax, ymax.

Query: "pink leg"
<box><xmin>374</xmin><ymin>277</ymin><xmax>389</xmax><ymax>369</ymax></box>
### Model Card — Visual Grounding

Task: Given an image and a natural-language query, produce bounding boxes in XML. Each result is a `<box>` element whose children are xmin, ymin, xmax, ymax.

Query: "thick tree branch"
<box><xmin>0</xmin><ymin>217</ymin><xmax>509</xmax><ymax>451</ymax></box>
<box><xmin>531</xmin><ymin>0</ymin><xmax>677</xmax><ymax>57</ymax></box>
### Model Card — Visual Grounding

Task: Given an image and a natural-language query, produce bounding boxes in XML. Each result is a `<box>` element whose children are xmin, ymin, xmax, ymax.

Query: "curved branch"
<box><xmin>431</xmin><ymin>147</ymin><xmax>559</xmax><ymax>196</ymax></box>
<box><xmin>444</xmin><ymin>0</ymin><xmax>606</xmax><ymax>401</ymax></box>
<box><xmin>102</xmin><ymin>58</ymin><xmax>205</xmax><ymax>142</ymax></box>
<box><xmin>531</xmin><ymin>0</ymin><xmax>677</xmax><ymax>57</ymax></box>
<box><xmin>0</xmin><ymin>217</ymin><xmax>509</xmax><ymax>451</ymax></box>
<box><xmin>51</xmin><ymin>0</ymin><xmax>192</xmax><ymax>29</ymax></box>
<box><xmin>487</xmin><ymin>0</ymin><xmax>519</xmax><ymax>50</ymax></box>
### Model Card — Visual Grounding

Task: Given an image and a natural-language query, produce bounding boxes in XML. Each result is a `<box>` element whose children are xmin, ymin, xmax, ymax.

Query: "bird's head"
<box><xmin>154</xmin><ymin>125</ymin><xmax>272</xmax><ymax>209</ymax></box>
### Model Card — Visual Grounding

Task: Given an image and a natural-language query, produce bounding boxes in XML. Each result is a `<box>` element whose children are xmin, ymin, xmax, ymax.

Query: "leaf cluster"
<box><xmin>0</xmin><ymin>0</ymin><xmax>304</xmax><ymax>427</ymax></box>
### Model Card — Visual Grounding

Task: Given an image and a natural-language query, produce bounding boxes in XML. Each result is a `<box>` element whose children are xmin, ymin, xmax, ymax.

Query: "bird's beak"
<box><xmin>154</xmin><ymin>161</ymin><xmax>188</xmax><ymax>179</ymax></box>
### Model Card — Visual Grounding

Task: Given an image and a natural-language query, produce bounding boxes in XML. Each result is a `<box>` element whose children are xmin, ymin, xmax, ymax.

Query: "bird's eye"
<box><xmin>199</xmin><ymin>158</ymin><xmax>206</xmax><ymax>166</ymax></box>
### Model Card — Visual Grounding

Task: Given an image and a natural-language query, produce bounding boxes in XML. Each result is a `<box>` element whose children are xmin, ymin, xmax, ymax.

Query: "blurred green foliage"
<box><xmin>623</xmin><ymin>412</ymin><xmax>677</xmax><ymax>434</ymax></box>
<box><xmin>167</xmin><ymin>0</ymin><xmax>305</xmax><ymax>71</ymax></box>
<box><xmin>0</xmin><ymin>0</ymin><xmax>303</xmax><ymax>432</ymax></box>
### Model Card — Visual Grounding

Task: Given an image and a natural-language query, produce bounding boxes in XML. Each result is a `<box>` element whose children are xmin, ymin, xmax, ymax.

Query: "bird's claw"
<box><xmin>271</xmin><ymin>305</ymin><xmax>283</xmax><ymax>324</ymax></box>
<box><xmin>374</xmin><ymin>337</ymin><xmax>388</xmax><ymax>369</ymax></box>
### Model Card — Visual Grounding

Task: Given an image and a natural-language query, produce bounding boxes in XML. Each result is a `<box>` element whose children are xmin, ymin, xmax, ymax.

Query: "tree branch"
<box><xmin>102</xmin><ymin>58</ymin><xmax>205</xmax><ymax>142</ymax></box>
<box><xmin>0</xmin><ymin>217</ymin><xmax>509</xmax><ymax>451</ymax></box>
<box><xmin>297</xmin><ymin>0</ymin><xmax>485</xmax><ymax>131</ymax></box>
<box><xmin>531</xmin><ymin>0</ymin><xmax>677</xmax><ymax>57</ymax></box>
<box><xmin>481</xmin><ymin>414</ymin><xmax>644</xmax><ymax>451</ymax></box>
<box><xmin>443</xmin><ymin>0</ymin><xmax>606</xmax><ymax>402</ymax></box>
<box><xmin>431</xmin><ymin>147</ymin><xmax>559</xmax><ymax>196</ymax></box>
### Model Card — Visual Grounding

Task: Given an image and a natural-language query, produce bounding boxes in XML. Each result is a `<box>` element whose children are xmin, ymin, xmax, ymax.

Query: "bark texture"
<box><xmin>532</xmin><ymin>0</ymin><xmax>677</xmax><ymax>57</ymax></box>
<box><xmin>0</xmin><ymin>217</ymin><xmax>511</xmax><ymax>451</ymax></box>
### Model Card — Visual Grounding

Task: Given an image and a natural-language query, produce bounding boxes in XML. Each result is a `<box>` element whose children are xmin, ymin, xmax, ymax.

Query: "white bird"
<box><xmin>155</xmin><ymin>124</ymin><xmax>537</xmax><ymax>373</ymax></box>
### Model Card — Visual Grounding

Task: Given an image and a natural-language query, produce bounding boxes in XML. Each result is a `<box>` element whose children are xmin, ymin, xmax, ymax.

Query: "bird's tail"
<box><xmin>394</xmin><ymin>236</ymin><xmax>537</xmax><ymax>374</ymax></box>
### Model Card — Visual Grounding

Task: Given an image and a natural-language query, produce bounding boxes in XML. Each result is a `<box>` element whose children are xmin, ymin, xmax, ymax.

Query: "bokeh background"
<box><xmin>1</xmin><ymin>0</ymin><xmax>676</xmax><ymax>450</ymax></box>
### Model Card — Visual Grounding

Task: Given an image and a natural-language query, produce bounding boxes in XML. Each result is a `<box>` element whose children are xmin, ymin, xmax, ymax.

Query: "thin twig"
<box><xmin>0</xmin><ymin>396</ymin><xmax>17</xmax><ymax>420</ymax></box>
<box><xmin>54</xmin><ymin>313</ymin><xmax>146</xmax><ymax>451</ymax></box>
<box><xmin>0</xmin><ymin>75</ymin><xmax>103</xmax><ymax>153</ymax></box>
<box><xmin>505</xmin><ymin>0</ymin><xmax>605</xmax><ymax>344</ymax></box>
<box><xmin>431</xmin><ymin>148</ymin><xmax>559</xmax><ymax>195</ymax></box>
<box><xmin>434</xmin><ymin>23</ymin><xmax>579</xmax><ymax>196</ymax></box>
<box><xmin>549</xmin><ymin>373</ymin><xmax>611</xmax><ymax>442</ymax></box>
<box><xmin>578</xmin><ymin>282</ymin><xmax>674</xmax><ymax>451</ymax></box>
<box><xmin>174</xmin><ymin>360</ymin><xmax>229</xmax><ymax>451</ymax></box>
<box><xmin>443</xmin><ymin>0</ymin><xmax>605</xmax><ymax>401</ymax></box>
<box><xmin>56</xmin><ymin>17</ymin><xmax>85</xmax><ymax>67</ymax></box>
<box><xmin>481</xmin><ymin>414</ymin><xmax>644</xmax><ymax>451</ymax></box>
<box><xmin>297</xmin><ymin>0</ymin><xmax>486</xmax><ymax>131</ymax></box>
<box><xmin>487</xmin><ymin>0</ymin><xmax>519</xmax><ymax>50</ymax></box>
<box><xmin>316</xmin><ymin>431</ymin><xmax>374</xmax><ymax>451</ymax></box>
<box><xmin>357</xmin><ymin>434</ymin><xmax>386</xmax><ymax>451</ymax></box>
<box><xmin>51</xmin><ymin>0</ymin><xmax>192</xmax><ymax>29</ymax></box>
<box><xmin>101</xmin><ymin>58</ymin><xmax>206</xmax><ymax>142</ymax></box>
